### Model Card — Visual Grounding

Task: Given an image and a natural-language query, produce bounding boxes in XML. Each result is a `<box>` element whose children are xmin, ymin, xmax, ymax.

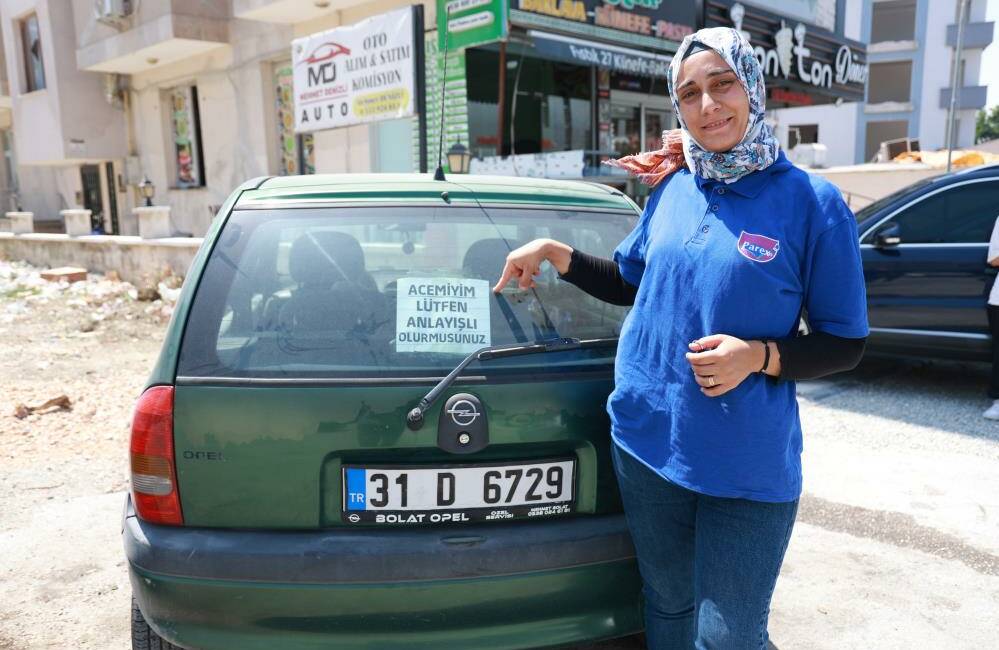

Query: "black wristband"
<box><xmin>759</xmin><ymin>339</ymin><xmax>771</xmax><ymax>373</ymax></box>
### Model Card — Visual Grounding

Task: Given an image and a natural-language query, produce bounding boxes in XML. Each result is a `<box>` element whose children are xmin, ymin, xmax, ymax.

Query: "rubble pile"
<box><xmin>0</xmin><ymin>259</ymin><xmax>183</xmax><ymax>332</ymax></box>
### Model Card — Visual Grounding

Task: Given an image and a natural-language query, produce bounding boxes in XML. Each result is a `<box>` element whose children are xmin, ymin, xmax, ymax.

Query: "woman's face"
<box><xmin>675</xmin><ymin>50</ymin><xmax>750</xmax><ymax>153</ymax></box>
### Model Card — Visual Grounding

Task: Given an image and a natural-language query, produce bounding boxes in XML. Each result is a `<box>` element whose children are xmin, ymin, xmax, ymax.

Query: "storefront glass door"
<box><xmin>644</xmin><ymin>108</ymin><xmax>673</xmax><ymax>151</ymax></box>
<box><xmin>610</xmin><ymin>91</ymin><xmax>675</xmax><ymax>157</ymax></box>
<box><xmin>610</xmin><ymin>103</ymin><xmax>641</xmax><ymax>157</ymax></box>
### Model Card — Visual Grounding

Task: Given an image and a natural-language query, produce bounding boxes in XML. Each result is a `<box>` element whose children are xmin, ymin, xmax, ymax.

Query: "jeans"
<box><xmin>611</xmin><ymin>444</ymin><xmax>799</xmax><ymax>650</ymax></box>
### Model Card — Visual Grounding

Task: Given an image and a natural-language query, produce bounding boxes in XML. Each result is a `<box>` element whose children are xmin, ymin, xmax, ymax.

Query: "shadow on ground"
<box><xmin>796</xmin><ymin>356</ymin><xmax>999</xmax><ymax>441</ymax></box>
<box><xmin>562</xmin><ymin>633</ymin><xmax>780</xmax><ymax>648</ymax></box>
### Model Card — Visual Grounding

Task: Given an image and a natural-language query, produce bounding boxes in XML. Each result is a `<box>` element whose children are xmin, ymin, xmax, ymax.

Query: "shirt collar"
<box><xmin>694</xmin><ymin>151</ymin><xmax>792</xmax><ymax>198</ymax></box>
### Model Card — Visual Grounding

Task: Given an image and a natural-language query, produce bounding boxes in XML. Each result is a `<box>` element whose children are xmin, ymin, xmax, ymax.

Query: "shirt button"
<box><xmin>717</xmin><ymin>188</ymin><xmax>726</xmax><ymax>195</ymax></box>
<box><xmin>711</xmin><ymin>204</ymin><xmax>719</xmax><ymax>212</ymax></box>
<box><xmin>701</xmin><ymin>225</ymin><xmax>710</xmax><ymax>233</ymax></box>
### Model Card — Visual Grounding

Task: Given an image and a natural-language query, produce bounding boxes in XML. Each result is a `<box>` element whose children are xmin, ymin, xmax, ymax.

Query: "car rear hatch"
<box><xmin>171</xmin><ymin>201</ymin><xmax>636</xmax><ymax>529</ymax></box>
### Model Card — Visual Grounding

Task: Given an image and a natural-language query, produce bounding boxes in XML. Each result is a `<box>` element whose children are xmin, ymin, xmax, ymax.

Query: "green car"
<box><xmin>125</xmin><ymin>174</ymin><xmax>644</xmax><ymax>649</ymax></box>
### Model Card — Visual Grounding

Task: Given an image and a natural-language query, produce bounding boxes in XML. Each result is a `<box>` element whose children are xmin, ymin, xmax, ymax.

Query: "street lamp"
<box><xmin>138</xmin><ymin>176</ymin><xmax>155</xmax><ymax>207</ymax></box>
<box><xmin>446</xmin><ymin>140</ymin><xmax>471</xmax><ymax>174</ymax></box>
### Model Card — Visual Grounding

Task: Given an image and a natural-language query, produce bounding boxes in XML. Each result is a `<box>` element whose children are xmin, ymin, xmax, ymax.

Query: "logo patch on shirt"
<box><xmin>737</xmin><ymin>231</ymin><xmax>780</xmax><ymax>263</ymax></box>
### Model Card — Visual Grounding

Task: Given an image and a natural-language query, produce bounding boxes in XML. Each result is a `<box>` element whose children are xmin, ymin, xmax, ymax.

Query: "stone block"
<box><xmin>134</xmin><ymin>206</ymin><xmax>172</xmax><ymax>239</ymax></box>
<box><xmin>7</xmin><ymin>211</ymin><xmax>33</xmax><ymax>234</ymax></box>
<box><xmin>61</xmin><ymin>209</ymin><xmax>93</xmax><ymax>237</ymax></box>
<box><xmin>41</xmin><ymin>266</ymin><xmax>88</xmax><ymax>283</ymax></box>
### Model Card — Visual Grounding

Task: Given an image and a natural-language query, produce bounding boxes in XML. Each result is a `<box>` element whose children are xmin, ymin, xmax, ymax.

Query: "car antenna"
<box><xmin>433</xmin><ymin>6</ymin><xmax>451</xmax><ymax>182</ymax></box>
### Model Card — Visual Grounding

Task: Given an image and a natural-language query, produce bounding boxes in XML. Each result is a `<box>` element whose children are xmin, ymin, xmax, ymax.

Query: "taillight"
<box><xmin>130</xmin><ymin>386</ymin><xmax>183</xmax><ymax>525</ymax></box>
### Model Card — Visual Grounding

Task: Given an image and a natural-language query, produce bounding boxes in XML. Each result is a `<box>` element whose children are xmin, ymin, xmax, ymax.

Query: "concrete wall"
<box><xmin>916</xmin><ymin>0</ymin><xmax>980</xmax><ymax>151</ymax></box>
<box><xmin>127</xmin><ymin>19</ymin><xmax>290</xmax><ymax>236</ymax></box>
<box><xmin>813</xmin><ymin>163</ymin><xmax>942</xmax><ymax>211</ymax></box>
<box><xmin>0</xmin><ymin>232</ymin><xmax>202</xmax><ymax>282</ymax></box>
<box><xmin>984</xmin><ymin>0</ymin><xmax>999</xmax><ymax>109</ymax></box>
<box><xmin>121</xmin><ymin>0</ymin><xmax>435</xmax><ymax>235</ymax></box>
<box><xmin>15</xmin><ymin>165</ymin><xmax>81</xmax><ymax>220</ymax></box>
<box><xmin>772</xmin><ymin>103</ymin><xmax>860</xmax><ymax>168</ymax></box>
<box><xmin>2</xmin><ymin>0</ymin><xmax>65</xmax><ymax>163</ymax></box>
<box><xmin>48</xmin><ymin>3</ymin><xmax>128</xmax><ymax>163</ymax></box>
<box><xmin>0</xmin><ymin>0</ymin><xmax>127</xmax><ymax>165</ymax></box>
<box><xmin>72</xmin><ymin>0</ymin><xmax>233</xmax><ymax>50</ymax></box>
<box><xmin>844</xmin><ymin>0</ymin><xmax>863</xmax><ymax>40</ymax></box>
<box><xmin>5</xmin><ymin>0</ymin><xmax>442</xmax><ymax>236</ymax></box>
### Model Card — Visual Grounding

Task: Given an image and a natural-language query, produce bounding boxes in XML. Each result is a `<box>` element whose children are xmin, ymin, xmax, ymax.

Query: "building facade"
<box><xmin>8</xmin><ymin>1</ymin><xmax>970</xmax><ymax>236</ymax></box>
<box><xmin>0</xmin><ymin>0</ymin><xmax>443</xmax><ymax>235</ymax></box>
<box><xmin>769</xmin><ymin>0</ymin><xmax>994</xmax><ymax>166</ymax></box>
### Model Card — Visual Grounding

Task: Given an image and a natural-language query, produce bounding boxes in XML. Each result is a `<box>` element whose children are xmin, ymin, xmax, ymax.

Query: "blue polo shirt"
<box><xmin>610</xmin><ymin>152</ymin><xmax>868</xmax><ymax>502</ymax></box>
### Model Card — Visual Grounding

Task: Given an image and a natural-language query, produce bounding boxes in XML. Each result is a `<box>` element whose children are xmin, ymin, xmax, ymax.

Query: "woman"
<box><xmin>493</xmin><ymin>28</ymin><xmax>868</xmax><ymax>649</ymax></box>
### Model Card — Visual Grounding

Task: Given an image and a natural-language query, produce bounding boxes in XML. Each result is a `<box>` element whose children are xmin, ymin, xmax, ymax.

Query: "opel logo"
<box><xmin>347</xmin><ymin>513</ymin><xmax>360</xmax><ymax>523</ymax></box>
<box><xmin>447</xmin><ymin>399</ymin><xmax>480</xmax><ymax>427</ymax></box>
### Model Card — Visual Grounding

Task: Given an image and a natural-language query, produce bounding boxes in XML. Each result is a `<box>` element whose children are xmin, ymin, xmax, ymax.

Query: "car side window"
<box><xmin>875</xmin><ymin>180</ymin><xmax>999</xmax><ymax>244</ymax></box>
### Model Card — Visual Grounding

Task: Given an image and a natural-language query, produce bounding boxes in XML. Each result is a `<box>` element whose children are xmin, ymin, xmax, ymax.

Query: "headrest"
<box><xmin>289</xmin><ymin>231</ymin><xmax>368</xmax><ymax>286</ymax></box>
<box><xmin>462</xmin><ymin>238</ymin><xmax>522</xmax><ymax>284</ymax></box>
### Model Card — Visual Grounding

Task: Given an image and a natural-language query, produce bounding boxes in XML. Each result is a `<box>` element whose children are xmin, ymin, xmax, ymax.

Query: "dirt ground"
<box><xmin>1</xmin><ymin>260</ymin><xmax>997</xmax><ymax>649</ymax></box>
<box><xmin>0</xmin><ymin>261</ymin><xmax>170</xmax><ymax>649</ymax></box>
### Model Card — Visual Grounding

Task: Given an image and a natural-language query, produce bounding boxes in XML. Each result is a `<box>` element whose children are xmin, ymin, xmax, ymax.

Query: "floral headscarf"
<box><xmin>604</xmin><ymin>27</ymin><xmax>780</xmax><ymax>186</ymax></box>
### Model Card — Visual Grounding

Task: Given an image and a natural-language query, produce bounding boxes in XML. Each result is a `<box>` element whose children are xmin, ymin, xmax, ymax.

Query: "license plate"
<box><xmin>342</xmin><ymin>459</ymin><xmax>576</xmax><ymax>525</ymax></box>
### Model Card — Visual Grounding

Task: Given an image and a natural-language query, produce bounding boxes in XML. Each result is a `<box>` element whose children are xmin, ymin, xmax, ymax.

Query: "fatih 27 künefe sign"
<box><xmin>292</xmin><ymin>6</ymin><xmax>421</xmax><ymax>132</ymax></box>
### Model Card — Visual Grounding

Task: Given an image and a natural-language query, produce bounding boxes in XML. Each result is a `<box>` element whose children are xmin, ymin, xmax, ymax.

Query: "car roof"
<box><xmin>953</xmin><ymin>161</ymin><xmax>999</xmax><ymax>177</ymax></box>
<box><xmin>235</xmin><ymin>173</ymin><xmax>638</xmax><ymax>213</ymax></box>
<box><xmin>854</xmin><ymin>162</ymin><xmax>999</xmax><ymax>225</ymax></box>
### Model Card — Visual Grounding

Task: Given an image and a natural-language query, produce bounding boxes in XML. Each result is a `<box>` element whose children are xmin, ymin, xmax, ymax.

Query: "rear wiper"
<box><xmin>405</xmin><ymin>337</ymin><xmax>618</xmax><ymax>430</ymax></box>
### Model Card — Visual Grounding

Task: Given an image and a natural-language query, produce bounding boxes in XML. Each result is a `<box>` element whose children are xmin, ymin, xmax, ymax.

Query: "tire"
<box><xmin>131</xmin><ymin>597</ymin><xmax>184</xmax><ymax>650</ymax></box>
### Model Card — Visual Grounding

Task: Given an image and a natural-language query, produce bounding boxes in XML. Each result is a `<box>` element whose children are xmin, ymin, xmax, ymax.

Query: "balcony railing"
<box><xmin>76</xmin><ymin>4</ymin><xmax>230</xmax><ymax>74</ymax></box>
<box><xmin>939</xmin><ymin>86</ymin><xmax>988</xmax><ymax>110</ymax></box>
<box><xmin>233</xmin><ymin>0</ymin><xmax>359</xmax><ymax>24</ymax></box>
<box><xmin>946</xmin><ymin>21</ymin><xmax>995</xmax><ymax>49</ymax></box>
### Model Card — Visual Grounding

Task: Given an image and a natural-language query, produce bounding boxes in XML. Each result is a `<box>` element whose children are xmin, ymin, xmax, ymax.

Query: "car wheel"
<box><xmin>132</xmin><ymin>597</ymin><xmax>183</xmax><ymax>650</ymax></box>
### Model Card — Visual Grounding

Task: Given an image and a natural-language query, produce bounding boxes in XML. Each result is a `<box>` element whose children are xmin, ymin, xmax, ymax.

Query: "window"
<box><xmin>466</xmin><ymin>49</ymin><xmax>591</xmax><ymax>158</ymax></box>
<box><xmin>168</xmin><ymin>86</ymin><xmax>205</xmax><ymax>187</ymax></box>
<box><xmin>788</xmin><ymin>124</ymin><xmax>818</xmax><ymax>149</ymax></box>
<box><xmin>870</xmin><ymin>0</ymin><xmax>916</xmax><ymax>43</ymax></box>
<box><xmin>869</xmin><ymin>181</ymin><xmax>999</xmax><ymax>244</ymax></box>
<box><xmin>867</xmin><ymin>61</ymin><xmax>912</xmax><ymax>104</ymax></box>
<box><xmin>274</xmin><ymin>63</ymin><xmax>315</xmax><ymax>175</ymax></box>
<box><xmin>177</xmin><ymin>206</ymin><xmax>634</xmax><ymax>379</ymax></box>
<box><xmin>19</xmin><ymin>13</ymin><xmax>45</xmax><ymax>92</ymax></box>
<box><xmin>864</xmin><ymin>120</ymin><xmax>909</xmax><ymax>161</ymax></box>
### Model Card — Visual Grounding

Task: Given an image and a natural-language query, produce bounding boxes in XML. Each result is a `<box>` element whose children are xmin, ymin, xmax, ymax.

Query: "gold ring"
<box><xmin>707</xmin><ymin>376</ymin><xmax>716</xmax><ymax>387</ymax></box>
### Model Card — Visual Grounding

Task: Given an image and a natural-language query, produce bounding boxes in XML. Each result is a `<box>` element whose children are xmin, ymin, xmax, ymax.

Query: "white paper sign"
<box><xmin>292</xmin><ymin>7</ymin><xmax>416</xmax><ymax>133</ymax></box>
<box><xmin>396</xmin><ymin>278</ymin><xmax>491</xmax><ymax>354</ymax></box>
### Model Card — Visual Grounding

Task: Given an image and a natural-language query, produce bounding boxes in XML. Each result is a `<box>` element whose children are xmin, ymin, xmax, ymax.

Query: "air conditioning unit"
<box><xmin>95</xmin><ymin>0</ymin><xmax>132</xmax><ymax>26</ymax></box>
<box><xmin>876</xmin><ymin>137</ymin><xmax>921</xmax><ymax>163</ymax></box>
<box><xmin>789</xmin><ymin>142</ymin><xmax>828</xmax><ymax>168</ymax></box>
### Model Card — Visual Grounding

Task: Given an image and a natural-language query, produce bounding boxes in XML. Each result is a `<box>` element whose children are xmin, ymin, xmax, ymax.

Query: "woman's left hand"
<box><xmin>685</xmin><ymin>334</ymin><xmax>763</xmax><ymax>397</ymax></box>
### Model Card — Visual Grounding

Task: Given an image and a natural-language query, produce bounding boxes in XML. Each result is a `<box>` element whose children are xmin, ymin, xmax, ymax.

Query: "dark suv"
<box><xmin>855</xmin><ymin>163</ymin><xmax>999</xmax><ymax>361</ymax></box>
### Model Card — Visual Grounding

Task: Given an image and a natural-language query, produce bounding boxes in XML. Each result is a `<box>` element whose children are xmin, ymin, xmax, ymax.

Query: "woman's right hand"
<box><xmin>493</xmin><ymin>239</ymin><xmax>573</xmax><ymax>292</ymax></box>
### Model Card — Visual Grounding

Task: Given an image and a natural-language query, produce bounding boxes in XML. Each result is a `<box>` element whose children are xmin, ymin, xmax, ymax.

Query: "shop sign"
<box><xmin>437</xmin><ymin>0</ymin><xmax>508</xmax><ymax>50</ymax></box>
<box><xmin>293</xmin><ymin>7</ymin><xmax>420</xmax><ymax>132</ymax></box>
<box><xmin>513</xmin><ymin>0</ymin><xmax>695</xmax><ymax>44</ymax></box>
<box><xmin>704</xmin><ymin>1</ymin><xmax>867</xmax><ymax>103</ymax></box>
<box><xmin>529</xmin><ymin>31</ymin><xmax>672</xmax><ymax>78</ymax></box>
<box><xmin>413</xmin><ymin>34</ymin><xmax>470</xmax><ymax>171</ymax></box>
<box><xmin>770</xmin><ymin>87</ymin><xmax>813</xmax><ymax>106</ymax></box>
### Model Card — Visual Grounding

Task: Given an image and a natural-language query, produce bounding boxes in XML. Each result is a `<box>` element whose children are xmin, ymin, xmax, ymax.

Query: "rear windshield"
<box><xmin>177</xmin><ymin>205</ymin><xmax>636</xmax><ymax>379</ymax></box>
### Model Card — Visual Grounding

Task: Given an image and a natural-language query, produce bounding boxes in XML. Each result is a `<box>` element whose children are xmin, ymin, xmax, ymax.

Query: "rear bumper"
<box><xmin>123</xmin><ymin>496</ymin><xmax>642</xmax><ymax>649</ymax></box>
